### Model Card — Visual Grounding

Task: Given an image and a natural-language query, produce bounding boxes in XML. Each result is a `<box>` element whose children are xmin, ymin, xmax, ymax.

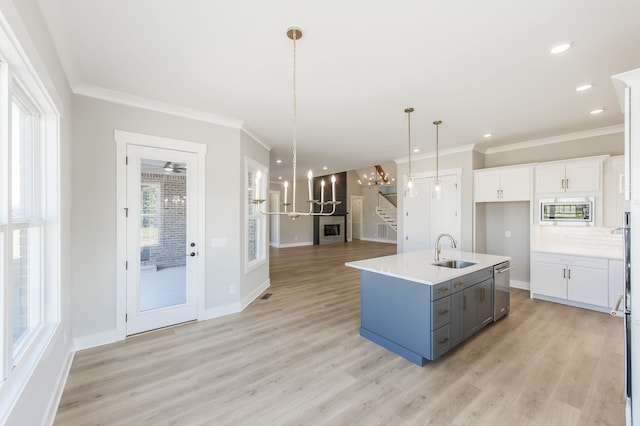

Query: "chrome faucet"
<box><xmin>435</xmin><ymin>233</ymin><xmax>457</xmax><ymax>261</ymax></box>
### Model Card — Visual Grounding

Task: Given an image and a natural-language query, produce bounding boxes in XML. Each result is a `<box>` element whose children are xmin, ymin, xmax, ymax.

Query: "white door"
<box><xmin>125</xmin><ymin>145</ymin><xmax>199</xmax><ymax>335</ymax></box>
<box><xmin>404</xmin><ymin>178</ymin><xmax>432</xmax><ymax>252</ymax></box>
<box><xmin>429</xmin><ymin>174</ymin><xmax>461</xmax><ymax>249</ymax></box>
<box><xmin>269</xmin><ymin>191</ymin><xmax>280</xmax><ymax>247</ymax></box>
<box><xmin>351</xmin><ymin>196</ymin><xmax>363</xmax><ymax>240</ymax></box>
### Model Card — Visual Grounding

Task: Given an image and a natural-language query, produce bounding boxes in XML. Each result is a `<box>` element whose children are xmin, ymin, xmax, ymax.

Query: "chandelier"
<box><xmin>252</xmin><ymin>27</ymin><xmax>341</xmax><ymax>219</ymax></box>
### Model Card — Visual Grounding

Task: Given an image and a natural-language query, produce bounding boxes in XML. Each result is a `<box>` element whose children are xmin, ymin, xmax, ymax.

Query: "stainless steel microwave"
<box><xmin>539</xmin><ymin>198</ymin><xmax>594</xmax><ymax>225</ymax></box>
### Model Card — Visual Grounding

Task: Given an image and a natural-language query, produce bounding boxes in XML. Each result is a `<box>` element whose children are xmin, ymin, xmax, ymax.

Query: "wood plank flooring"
<box><xmin>55</xmin><ymin>241</ymin><xmax>626</xmax><ymax>425</ymax></box>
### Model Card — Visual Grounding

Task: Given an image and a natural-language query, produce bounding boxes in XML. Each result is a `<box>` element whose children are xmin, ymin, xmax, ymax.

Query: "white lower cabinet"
<box><xmin>531</xmin><ymin>252</ymin><xmax>610</xmax><ymax>310</ymax></box>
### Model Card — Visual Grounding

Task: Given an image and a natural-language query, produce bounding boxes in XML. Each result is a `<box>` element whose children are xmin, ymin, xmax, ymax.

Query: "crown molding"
<box><xmin>480</xmin><ymin>125</ymin><xmax>624</xmax><ymax>155</ymax></box>
<box><xmin>395</xmin><ymin>143</ymin><xmax>477</xmax><ymax>164</ymax></box>
<box><xmin>74</xmin><ymin>83</ymin><xmax>243</xmax><ymax>129</ymax></box>
<box><xmin>241</xmin><ymin>124</ymin><xmax>271</xmax><ymax>151</ymax></box>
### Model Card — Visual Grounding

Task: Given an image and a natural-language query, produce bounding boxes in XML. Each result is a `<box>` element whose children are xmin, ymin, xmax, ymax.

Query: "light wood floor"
<box><xmin>55</xmin><ymin>241</ymin><xmax>626</xmax><ymax>425</ymax></box>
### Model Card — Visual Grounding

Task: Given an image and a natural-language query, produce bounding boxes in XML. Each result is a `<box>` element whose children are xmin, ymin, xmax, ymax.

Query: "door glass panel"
<box><xmin>139</xmin><ymin>159</ymin><xmax>187</xmax><ymax>311</ymax></box>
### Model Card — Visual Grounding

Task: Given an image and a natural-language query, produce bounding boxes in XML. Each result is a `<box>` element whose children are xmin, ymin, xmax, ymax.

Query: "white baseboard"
<box><xmin>73</xmin><ymin>329</ymin><xmax>120</xmax><ymax>352</ymax></box>
<box><xmin>510</xmin><ymin>279</ymin><xmax>530</xmax><ymax>290</ymax></box>
<box><xmin>359</xmin><ymin>237</ymin><xmax>397</xmax><ymax>244</ymax></box>
<box><xmin>276</xmin><ymin>241</ymin><xmax>313</xmax><ymax>248</ymax></box>
<box><xmin>44</xmin><ymin>346</ymin><xmax>74</xmax><ymax>425</ymax></box>
<box><xmin>241</xmin><ymin>278</ymin><xmax>270</xmax><ymax>310</ymax></box>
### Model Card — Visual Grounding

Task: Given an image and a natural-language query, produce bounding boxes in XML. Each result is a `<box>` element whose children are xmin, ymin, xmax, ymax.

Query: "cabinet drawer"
<box><xmin>432</xmin><ymin>298</ymin><xmax>451</xmax><ymax>330</ymax></box>
<box><xmin>458</xmin><ymin>267</ymin><xmax>494</xmax><ymax>289</ymax></box>
<box><xmin>431</xmin><ymin>280</ymin><xmax>452</xmax><ymax>300</ymax></box>
<box><xmin>432</xmin><ymin>324</ymin><xmax>451</xmax><ymax>360</ymax></box>
<box><xmin>532</xmin><ymin>252</ymin><xmax>608</xmax><ymax>269</ymax></box>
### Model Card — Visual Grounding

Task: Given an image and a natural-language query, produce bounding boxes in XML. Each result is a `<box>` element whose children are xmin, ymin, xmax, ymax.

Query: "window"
<box><xmin>245</xmin><ymin>157</ymin><xmax>267</xmax><ymax>271</ymax></box>
<box><xmin>0</xmin><ymin>33</ymin><xmax>60</xmax><ymax>385</ymax></box>
<box><xmin>140</xmin><ymin>183</ymin><xmax>160</xmax><ymax>246</ymax></box>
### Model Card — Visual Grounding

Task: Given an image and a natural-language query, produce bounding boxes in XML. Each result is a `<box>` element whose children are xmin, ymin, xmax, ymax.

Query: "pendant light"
<box><xmin>404</xmin><ymin>107</ymin><xmax>416</xmax><ymax>198</ymax></box>
<box><xmin>432</xmin><ymin>120</ymin><xmax>443</xmax><ymax>199</ymax></box>
<box><xmin>252</xmin><ymin>27</ymin><xmax>341</xmax><ymax>219</ymax></box>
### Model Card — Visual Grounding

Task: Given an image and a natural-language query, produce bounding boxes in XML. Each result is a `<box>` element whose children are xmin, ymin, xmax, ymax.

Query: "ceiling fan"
<box><xmin>162</xmin><ymin>161</ymin><xmax>186</xmax><ymax>173</ymax></box>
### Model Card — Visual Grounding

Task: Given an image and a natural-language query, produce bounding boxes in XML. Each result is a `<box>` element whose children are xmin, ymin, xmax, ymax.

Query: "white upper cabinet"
<box><xmin>474</xmin><ymin>166</ymin><xmax>531</xmax><ymax>202</ymax></box>
<box><xmin>535</xmin><ymin>158</ymin><xmax>602</xmax><ymax>194</ymax></box>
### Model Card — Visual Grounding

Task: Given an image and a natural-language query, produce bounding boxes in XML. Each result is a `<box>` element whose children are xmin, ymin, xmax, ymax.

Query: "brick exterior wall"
<box><xmin>141</xmin><ymin>172</ymin><xmax>187</xmax><ymax>269</ymax></box>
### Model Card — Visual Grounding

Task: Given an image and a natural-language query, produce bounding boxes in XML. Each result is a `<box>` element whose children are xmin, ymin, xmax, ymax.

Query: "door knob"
<box><xmin>189</xmin><ymin>252</ymin><xmax>196</xmax><ymax>257</ymax></box>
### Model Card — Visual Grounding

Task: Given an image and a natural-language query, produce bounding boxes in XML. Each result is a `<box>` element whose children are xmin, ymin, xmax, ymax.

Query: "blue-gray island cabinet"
<box><xmin>346</xmin><ymin>250</ymin><xmax>510</xmax><ymax>366</ymax></box>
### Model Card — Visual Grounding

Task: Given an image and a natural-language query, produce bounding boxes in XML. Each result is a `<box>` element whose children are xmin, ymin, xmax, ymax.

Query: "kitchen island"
<box><xmin>346</xmin><ymin>250</ymin><xmax>511</xmax><ymax>366</ymax></box>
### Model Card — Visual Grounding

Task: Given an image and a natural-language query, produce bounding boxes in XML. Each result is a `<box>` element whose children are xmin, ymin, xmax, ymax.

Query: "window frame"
<box><xmin>244</xmin><ymin>157</ymin><xmax>268</xmax><ymax>273</ymax></box>
<box><xmin>0</xmin><ymin>40</ymin><xmax>60</xmax><ymax>387</ymax></box>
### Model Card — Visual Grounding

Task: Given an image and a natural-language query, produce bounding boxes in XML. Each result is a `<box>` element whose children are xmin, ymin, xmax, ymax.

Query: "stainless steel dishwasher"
<box><xmin>494</xmin><ymin>261</ymin><xmax>512</xmax><ymax>321</ymax></box>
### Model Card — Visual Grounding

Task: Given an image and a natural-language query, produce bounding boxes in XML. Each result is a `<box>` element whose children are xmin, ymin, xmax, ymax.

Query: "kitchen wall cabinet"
<box><xmin>531</xmin><ymin>252</ymin><xmax>610</xmax><ymax>310</ymax></box>
<box><xmin>535</xmin><ymin>159</ymin><xmax>602</xmax><ymax>194</ymax></box>
<box><xmin>474</xmin><ymin>166</ymin><xmax>531</xmax><ymax>202</ymax></box>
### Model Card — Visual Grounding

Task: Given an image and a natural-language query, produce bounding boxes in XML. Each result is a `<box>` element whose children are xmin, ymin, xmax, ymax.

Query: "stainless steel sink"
<box><xmin>431</xmin><ymin>259</ymin><xmax>477</xmax><ymax>269</ymax></box>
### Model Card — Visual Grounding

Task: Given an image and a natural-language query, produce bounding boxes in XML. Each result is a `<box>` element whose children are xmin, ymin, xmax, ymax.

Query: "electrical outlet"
<box><xmin>505</xmin><ymin>230</ymin><xmax>511</xmax><ymax>238</ymax></box>
<box><xmin>229</xmin><ymin>285</ymin><xmax>236</xmax><ymax>295</ymax></box>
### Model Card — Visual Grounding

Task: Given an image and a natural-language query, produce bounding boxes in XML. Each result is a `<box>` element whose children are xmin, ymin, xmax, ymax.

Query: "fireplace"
<box><xmin>317</xmin><ymin>215</ymin><xmax>346</xmax><ymax>244</ymax></box>
<box><xmin>324</xmin><ymin>224</ymin><xmax>340</xmax><ymax>236</ymax></box>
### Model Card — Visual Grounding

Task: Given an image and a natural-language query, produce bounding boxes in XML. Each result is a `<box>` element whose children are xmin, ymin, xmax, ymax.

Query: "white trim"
<box><xmin>482</xmin><ymin>125</ymin><xmax>624</xmax><ymax>155</ymax></box>
<box><xmin>276</xmin><ymin>241</ymin><xmax>314</xmax><ymax>248</ymax></box>
<box><xmin>79</xmin><ymin>84</ymin><xmax>242</xmax><ymax>129</ymax></box>
<box><xmin>200</xmin><ymin>279</ymin><xmax>269</xmax><ymax>320</ymax></box>
<box><xmin>241</xmin><ymin>125</ymin><xmax>271</xmax><ymax>151</ymax></box>
<box><xmin>395</xmin><ymin>143</ymin><xmax>476</xmax><ymax>164</ymax></box>
<box><xmin>43</xmin><ymin>346</ymin><xmax>74</xmax><ymax>425</ymax></box>
<box><xmin>72</xmin><ymin>329</ymin><xmax>120</xmax><ymax>352</ymax></box>
<box><xmin>360</xmin><ymin>237</ymin><xmax>398</xmax><ymax>244</ymax></box>
<box><xmin>244</xmin><ymin>156</ymin><xmax>268</xmax><ymax>273</ymax></box>
<box><xmin>240</xmin><ymin>278</ymin><xmax>270</xmax><ymax>310</ymax></box>
<box><xmin>115</xmin><ymin>130</ymin><xmax>207</xmax><ymax>340</ymax></box>
<box><xmin>394</xmin><ymin>126</ymin><xmax>624</xmax><ymax>162</ymax></box>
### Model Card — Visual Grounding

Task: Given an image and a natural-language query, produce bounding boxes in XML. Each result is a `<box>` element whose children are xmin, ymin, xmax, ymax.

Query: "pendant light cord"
<box><xmin>292</xmin><ymin>31</ymin><xmax>298</xmax><ymax>207</ymax></box>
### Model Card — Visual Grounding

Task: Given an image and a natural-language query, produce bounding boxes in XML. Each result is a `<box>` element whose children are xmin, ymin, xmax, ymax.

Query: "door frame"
<box><xmin>269</xmin><ymin>190</ymin><xmax>280</xmax><ymax>247</ymax></box>
<box><xmin>350</xmin><ymin>195</ymin><xmax>364</xmax><ymax>241</ymax></box>
<box><xmin>115</xmin><ymin>130</ymin><xmax>207</xmax><ymax>340</ymax></box>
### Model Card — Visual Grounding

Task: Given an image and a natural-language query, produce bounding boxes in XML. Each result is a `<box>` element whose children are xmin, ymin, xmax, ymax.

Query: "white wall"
<box><xmin>0</xmin><ymin>0</ymin><xmax>74</xmax><ymax>423</ymax></box>
<box><xmin>269</xmin><ymin>178</ymin><xmax>313</xmax><ymax>246</ymax></box>
<box><xmin>71</xmin><ymin>95</ymin><xmax>269</xmax><ymax>342</ymax></box>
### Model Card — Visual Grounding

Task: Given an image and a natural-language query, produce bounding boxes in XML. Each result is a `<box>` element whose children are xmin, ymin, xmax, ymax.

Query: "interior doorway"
<box><xmin>351</xmin><ymin>196</ymin><xmax>363</xmax><ymax>240</ymax></box>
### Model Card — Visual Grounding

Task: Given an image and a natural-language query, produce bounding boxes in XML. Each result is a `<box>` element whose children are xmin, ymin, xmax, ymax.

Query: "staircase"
<box><xmin>375</xmin><ymin>189</ymin><xmax>398</xmax><ymax>231</ymax></box>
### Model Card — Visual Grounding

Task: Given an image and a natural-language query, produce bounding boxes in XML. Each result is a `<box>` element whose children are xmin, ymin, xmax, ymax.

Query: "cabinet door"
<box><xmin>500</xmin><ymin>168</ymin><xmax>530</xmax><ymax>201</ymax></box>
<box><xmin>477</xmin><ymin>279</ymin><xmax>494</xmax><ymax>327</ymax></box>
<box><xmin>565</xmin><ymin>162</ymin><xmax>600</xmax><ymax>192</ymax></box>
<box><xmin>531</xmin><ymin>261</ymin><xmax>567</xmax><ymax>299</ymax></box>
<box><xmin>535</xmin><ymin>164</ymin><xmax>566</xmax><ymax>193</ymax></box>
<box><xmin>450</xmin><ymin>291</ymin><xmax>464</xmax><ymax>347</ymax></box>
<box><xmin>463</xmin><ymin>287</ymin><xmax>479</xmax><ymax>338</ymax></box>
<box><xmin>474</xmin><ymin>171</ymin><xmax>501</xmax><ymax>202</ymax></box>
<box><xmin>567</xmin><ymin>266</ymin><xmax>608</xmax><ymax>306</ymax></box>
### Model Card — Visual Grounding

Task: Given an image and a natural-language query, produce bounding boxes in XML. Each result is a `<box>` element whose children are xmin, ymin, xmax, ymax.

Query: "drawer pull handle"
<box><xmin>438</xmin><ymin>338</ymin><xmax>450</xmax><ymax>345</ymax></box>
<box><xmin>454</xmin><ymin>282</ymin><xmax>464</xmax><ymax>288</ymax></box>
<box><xmin>438</xmin><ymin>310</ymin><xmax>449</xmax><ymax>316</ymax></box>
<box><xmin>437</xmin><ymin>288</ymin><xmax>449</xmax><ymax>294</ymax></box>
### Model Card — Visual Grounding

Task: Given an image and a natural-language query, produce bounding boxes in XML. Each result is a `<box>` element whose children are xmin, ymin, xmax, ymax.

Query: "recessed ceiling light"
<box><xmin>576</xmin><ymin>83</ymin><xmax>593</xmax><ymax>92</ymax></box>
<box><xmin>590</xmin><ymin>108</ymin><xmax>604</xmax><ymax>115</ymax></box>
<box><xmin>276</xmin><ymin>159</ymin><xmax>282</xmax><ymax>164</ymax></box>
<box><xmin>322</xmin><ymin>166</ymin><xmax>328</xmax><ymax>170</ymax></box>
<box><xmin>483</xmin><ymin>133</ymin><xmax>492</xmax><ymax>138</ymax></box>
<box><xmin>413</xmin><ymin>148</ymin><xmax>420</xmax><ymax>153</ymax></box>
<box><xmin>550</xmin><ymin>42</ymin><xmax>572</xmax><ymax>54</ymax></box>
<box><xmin>278</xmin><ymin>176</ymin><xmax>283</xmax><ymax>180</ymax></box>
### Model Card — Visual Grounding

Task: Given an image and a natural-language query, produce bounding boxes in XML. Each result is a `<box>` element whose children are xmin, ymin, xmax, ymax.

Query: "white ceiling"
<box><xmin>38</xmin><ymin>0</ymin><xmax>640</xmax><ymax>181</ymax></box>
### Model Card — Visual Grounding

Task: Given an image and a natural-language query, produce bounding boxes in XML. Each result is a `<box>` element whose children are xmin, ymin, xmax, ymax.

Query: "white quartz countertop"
<box><xmin>345</xmin><ymin>250</ymin><xmax>511</xmax><ymax>286</ymax></box>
